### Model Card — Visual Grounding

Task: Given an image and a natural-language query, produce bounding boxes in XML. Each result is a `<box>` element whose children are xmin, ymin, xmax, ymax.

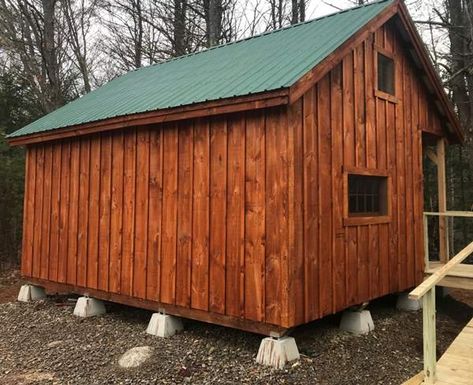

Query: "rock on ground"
<box><xmin>119</xmin><ymin>346</ymin><xmax>153</xmax><ymax>368</ymax></box>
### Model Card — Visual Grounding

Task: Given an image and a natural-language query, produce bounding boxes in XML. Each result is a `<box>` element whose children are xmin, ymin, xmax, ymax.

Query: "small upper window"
<box><xmin>348</xmin><ymin>174</ymin><xmax>388</xmax><ymax>217</ymax></box>
<box><xmin>377</xmin><ymin>53</ymin><xmax>395</xmax><ymax>95</ymax></box>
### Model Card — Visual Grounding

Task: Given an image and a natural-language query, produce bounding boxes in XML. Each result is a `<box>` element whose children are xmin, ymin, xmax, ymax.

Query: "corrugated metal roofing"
<box><xmin>8</xmin><ymin>0</ymin><xmax>394</xmax><ymax>138</ymax></box>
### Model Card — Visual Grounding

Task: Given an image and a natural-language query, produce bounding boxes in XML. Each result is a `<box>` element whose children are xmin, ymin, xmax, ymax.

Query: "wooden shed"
<box><xmin>8</xmin><ymin>0</ymin><xmax>463</xmax><ymax>336</ymax></box>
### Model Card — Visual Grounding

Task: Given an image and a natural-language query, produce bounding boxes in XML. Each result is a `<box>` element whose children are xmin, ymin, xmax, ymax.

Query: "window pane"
<box><xmin>378</xmin><ymin>53</ymin><xmax>395</xmax><ymax>95</ymax></box>
<box><xmin>348</xmin><ymin>174</ymin><xmax>387</xmax><ymax>216</ymax></box>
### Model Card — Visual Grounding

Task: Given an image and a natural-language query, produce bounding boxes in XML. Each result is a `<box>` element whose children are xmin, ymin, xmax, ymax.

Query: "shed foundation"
<box><xmin>73</xmin><ymin>297</ymin><xmax>106</xmax><ymax>317</ymax></box>
<box><xmin>256</xmin><ymin>336</ymin><xmax>300</xmax><ymax>369</ymax></box>
<box><xmin>339</xmin><ymin>309</ymin><xmax>374</xmax><ymax>335</ymax></box>
<box><xmin>146</xmin><ymin>313</ymin><xmax>183</xmax><ymax>338</ymax></box>
<box><xmin>17</xmin><ymin>284</ymin><xmax>46</xmax><ymax>302</ymax></box>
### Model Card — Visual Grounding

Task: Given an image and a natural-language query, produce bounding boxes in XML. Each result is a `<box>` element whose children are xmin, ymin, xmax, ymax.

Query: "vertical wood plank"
<box><xmin>354</xmin><ymin>42</ymin><xmax>366</xmax><ymax>168</ymax></box>
<box><xmin>99</xmin><ymin>134</ymin><xmax>112</xmax><ymax>292</ymax></box>
<box><xmin>265</xmin><ymin>108</ymin><xmax>288</xmax><ymax>325</ymax></box>
<box><xmin>109</xmin><ymin>132</ymin><xmax>124</xmax><ymax>293</ymax></box>
<box><xmin>49</xmin><ymin>143</ymin><xmax>62</xmax><ymax>282</ymax></box>
<box><xmin>377</xmin><ymin>99</ymin><xmax>390</xmax><ymax>295</ymax></box>
<box><xmin>176</xmin><ymin>122</ymin><xmax>193</xmax><ymax>307</ymax></box>
<box><xmin>191</xmin><ymin>119</ymin><xmax>210</xmax><ymax>311</ymax></box>
<box><xmin>387</xmin><ymin>100</ymin><xmax>399</xmax><ymax>292</ymax></box>
<box><xmin>357</xmin><ymin>226</ymin><xmax>370</xmax><ymax>302</ymax></box>
<box><xmin>22</xmin><ymin>148</ymin><xmax>36</xmax><ymax>277</ymax></box>
<box><xmin>406</xmin><ymin>71</ymin><xmax>416</xmax><ymax>287</ymax></box>
<box><xmin>331</xmin><ymin>65</ymin><xmax>346</xmax><ymax>312</ymax></box>
<box><xmin>147</xmin><ymin>128</ymin><xmax>163</xmax><ymax>301</ymax></box>
<box><xmin>77</xmin><ymin>139</ymin><xmax>90</xmax><ymax>287</ymax></box>
<box><xmin>134</xmin><ymin>128</ymin><xmax>150</xmax><ymax>299</ymax></box>
<box><xmin>210</xmin><ymin>116</ymin><xmax>227</xmax><ymax>314</ymax></box>
<box><xmin>245</xmin><ymin>111</ymin><xmax>265</xmax><ymax>322</ymax></box>
<box><xmin>40</xmin><ymin>144</ymin><xmax>52</xmax><ymax>280</ymax></box>
<box><xmin>67</xmin><ymin>141</ymin><xmax>80</xmax><ymax>285</ymax></box>
<box><xmin>87</xmin><ymin>137</ymin><xmax>101</xmax><ymax>289</ymax></box>
<box><xmin>303</xmin><ymin>87</ymin><xmax>319</xmax><ymax>321</ymax></box>
<box><xmin>226</xmin><ymin>115</ymin><xmax>245</xmax><ymax>318</ymax></box>
<box><xmin>318</xmin><ymin>75</ymin><xmax>333</xmax><ymax>317</ymax></box>
<box><xmin>161</xmin><ymin>124</ymin><xmax>179</xmax><ymax>304</ymax></box>
<box><xmin>58</xmin><ymin>142</ymin><xmax>70</xmax><ymax>283</ymax></box>
<box><xmin>121</xmin><ymin>130</ymin><xmax>136</xmax><ymax>295</ymax></box>
<box><xmin>288</xmin><ymin>100</ymin><xmax>305</xmax><ymax>326</ymax></box>
<box><xmin>343</xmin><ymin>51</ymin><xmax>358</xmax><ymax>307</ymax></box>
<box><xmin>365</xmin><ymin>35</ymin><xmax>377</xmax><ymax>169</ymax></box>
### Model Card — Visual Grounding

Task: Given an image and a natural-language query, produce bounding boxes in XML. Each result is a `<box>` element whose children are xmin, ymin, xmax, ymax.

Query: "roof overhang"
<box><xmin>8</xmin><ymin>90</ymin><xmax>289</xmax><ymax>146</ymax></box>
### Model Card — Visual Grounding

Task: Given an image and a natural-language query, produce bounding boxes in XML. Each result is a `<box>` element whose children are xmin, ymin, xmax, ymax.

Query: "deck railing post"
<box><xmin>423</xmin><ymin>286</ymin><xmax>436</xmax><ymax>384</ymax></box>
<box><xmin>424</xmin><ymin>213</ymin><xmax>429</xmax><ymax>268</ymax></box>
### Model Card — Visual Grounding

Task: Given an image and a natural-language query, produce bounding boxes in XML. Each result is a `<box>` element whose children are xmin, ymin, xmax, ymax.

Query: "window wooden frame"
<box><xmin>374</xmin><ymin>44</ymin><xmax>398</xmax><ymax>103</ymax></box>
<box><xmin>343</xmin><ymin>166</ymin><xmax>391</xmax><ymax>226</ymax></box>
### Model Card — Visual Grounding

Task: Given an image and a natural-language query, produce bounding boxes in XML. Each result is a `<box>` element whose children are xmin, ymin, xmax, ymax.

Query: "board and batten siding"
<box><xmin>286</xmin><ymin>21</ymin><xmax>443</xmax><ymax>326</ymax></box>
<box><xmin>21</xmin><ymin>108</ymin><xmax>298</xmax><ymax>330</ymax></box>
<box><xmin>20</xmin><ymin>21</ymin><xmax>444</xmax><ymax>332</ymax></box>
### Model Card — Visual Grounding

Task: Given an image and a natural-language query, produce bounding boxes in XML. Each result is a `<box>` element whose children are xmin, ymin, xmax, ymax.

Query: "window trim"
<box><xmin>374</xmin><ymin>44</ymin><xmax>398</xmax><ymax>103</ymax></box>
<box><xmin>343</xmin><ymin>166</ymin><xmax>392</xmax><ymax>226</ymax></box>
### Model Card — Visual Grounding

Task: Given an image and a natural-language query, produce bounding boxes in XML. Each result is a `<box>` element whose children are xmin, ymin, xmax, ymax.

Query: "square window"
<box><xmin>348</xmin><ymin>174</ymin><xmax>388</xmax><ymax>217</ymax></box>
<box><xmin>377</xmin><ymin>53</ymin><xmax>395</xmax><ymax>95</ymax></box>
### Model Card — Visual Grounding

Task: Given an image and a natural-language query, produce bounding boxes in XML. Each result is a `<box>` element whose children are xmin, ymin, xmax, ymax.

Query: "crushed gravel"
<box><xmin>0</xmin><ymin>274</ymin><xmax>471</xmax><ymax>384</ymax></box>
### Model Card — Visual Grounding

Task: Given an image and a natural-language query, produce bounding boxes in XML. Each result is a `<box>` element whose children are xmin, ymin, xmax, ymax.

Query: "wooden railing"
<box><xmin>423</xmin><ymin>211</ymin><xmax>473</xmax><ymax>266</ymax></box>
<box><xmin>409</xmin><ymin>240</ymin><xmax>473</xmax><ymax>384</ymax></box>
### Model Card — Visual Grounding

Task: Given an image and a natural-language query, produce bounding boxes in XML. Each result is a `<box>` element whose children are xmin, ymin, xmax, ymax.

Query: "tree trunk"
<box><xmin>42</xmin><ymin>0</ymin><xmax>63</xmax><ymax>111</ymax></box>
<box><xmin>173</xmin><ymin>0</ymin><xmax>187</xmax><ymax>55</ymax></box>
<box><xmin>206</xmin><ymin>0</ymin><xmax>222</xmax><ymax>47</ymax></box>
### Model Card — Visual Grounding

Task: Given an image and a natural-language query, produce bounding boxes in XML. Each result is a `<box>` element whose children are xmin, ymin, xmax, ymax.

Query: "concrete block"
<box><xmin>339</xmin><ymin>309</ymin><xmax>374</xmax><ymax>335</ymax></box>
<box><xmin>17</xmin><ymin>284</ymin><xmax>46</xmax><ymax>302</ymax></box>
<box><xmin>397</xmin><ymin>292</ymin><xmax>422</xmax><ymax>311</ymax></box>
<box><xmin>146</xmin><ymin>313</ymin><xmax>183</xmax><ymax>338</ymax></box>
<box><xmin>256</xmin><ymin>336</ymin><xmax>300</xmax><ymax>369</ymax></box>
<box><xmin>73</xmin><ymin>297</ymin><xmax>106</xmax><ymax>318</ymax></box>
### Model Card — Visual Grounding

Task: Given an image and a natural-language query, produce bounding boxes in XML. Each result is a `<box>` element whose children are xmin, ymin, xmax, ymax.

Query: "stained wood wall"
<box><xmin>285</xmin><ymin>22</ymin><xmax>445</xmax><ymax>326</ymax></box>
<box><xmin>20</xmin><ymin>21</ymin><xmax>445</xmax><ymax>331</ymax></box>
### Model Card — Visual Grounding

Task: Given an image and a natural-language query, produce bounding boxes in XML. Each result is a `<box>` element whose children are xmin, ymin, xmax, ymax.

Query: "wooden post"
<box><xmin>423</xmin><ymin>213</ymin><xmax>429</xmax><ymax>269</ymax></box>
<box><xmin>437</xmin><ymin>138</ymin><xmax>449</xmax><ymax>263</ymax></box>
<box><xmin>423</xmin><ymin>287</ymin><xmax>436</xmax><ymax>384</ymax></box>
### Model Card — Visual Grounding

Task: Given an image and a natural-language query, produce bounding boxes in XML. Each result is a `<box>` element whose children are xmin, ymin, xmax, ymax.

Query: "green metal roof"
<box><xmin>8</xmin><ymin>0</ymin><xmax>394</xmax><ymax>139</ymax></box>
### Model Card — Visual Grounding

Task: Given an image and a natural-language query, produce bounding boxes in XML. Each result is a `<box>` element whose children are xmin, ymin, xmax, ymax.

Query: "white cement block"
<box><xmin>73</xmin><ymin>297</ymin><xmax>106</xmax><ymax>318</ymax></box>
<box><xmin>339</xmin><ymin>309</ymin><xmax>375</xmax><ymax>335</ymax></box>
<box><xmin>146</xmin><ymin>313</ymin><xmax>183</xmax><ymax>338</ymax></box>
<box><xmin>256</xmin><ymin>336</ymin><xmax>300</xmax><ymax>369</ymax></box>
<box><xmin>397</xmin><ymin>292</ymin><xmax>422</xmax><ymax>311</ymax></box>
<box><xmin>17</xmin><ymin>285</ymin><xmax>46</xmax><ymax>302</ymax></box>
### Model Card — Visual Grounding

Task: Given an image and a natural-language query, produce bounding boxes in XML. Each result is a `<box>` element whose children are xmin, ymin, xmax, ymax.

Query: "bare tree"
<box><xmin>60</xmin><ymin>0</ymin><xmax>100</xmax><ymax>93</ymax></box>
<box><xmin>0</xmin><ymin>0</ymin><xmax>69</xmax><ymax>112</ymax></box>
<box><xmin>291</xmin><ymin>0</ymin><xmax>305</xmax><ymax>24</ymax></box>
<box><xmin>102</xmin><ymin>0</ymin><xmax>149</xmax><ymax>71</ymax></box>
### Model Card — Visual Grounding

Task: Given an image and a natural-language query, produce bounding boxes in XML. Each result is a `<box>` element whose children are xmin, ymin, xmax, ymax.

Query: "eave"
<box><xmin>8</xmin><ymin>89</ymin><xmax>289</xmax><ymax>146</ymax></box>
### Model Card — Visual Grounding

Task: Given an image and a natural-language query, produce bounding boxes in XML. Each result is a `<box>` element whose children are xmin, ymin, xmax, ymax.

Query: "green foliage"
<box><xmin>0</xmin><ymin>129</ymin><xmax>25</xmax><ymax>268</ymax></box>
<box><xmin>0</xmin><ymin>69</ymin><xmax>41</xmax><ymax>268</ymax></box>
<box><xmin>0</xmin><ymin>71</ymin><xmax>42</xmax><ymax>134</ymax></box>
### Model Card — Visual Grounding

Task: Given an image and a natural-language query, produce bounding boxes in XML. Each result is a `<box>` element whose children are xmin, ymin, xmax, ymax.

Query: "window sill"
<box><xmin>375</xmin><ymin>89</ymin><xmax>398</xmax><ymax>104</ymax></box>
<box><xmin>343</xmin><ymin>215</ymin><xmax>391</xmax><ymax>227</ymax></box>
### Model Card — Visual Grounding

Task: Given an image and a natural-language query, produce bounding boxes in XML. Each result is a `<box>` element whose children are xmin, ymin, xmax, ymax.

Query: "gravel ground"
<box><xmin>0</xmin><ymin>271</ymin><xmax>471</xmax><ymax>385</ymax></box>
